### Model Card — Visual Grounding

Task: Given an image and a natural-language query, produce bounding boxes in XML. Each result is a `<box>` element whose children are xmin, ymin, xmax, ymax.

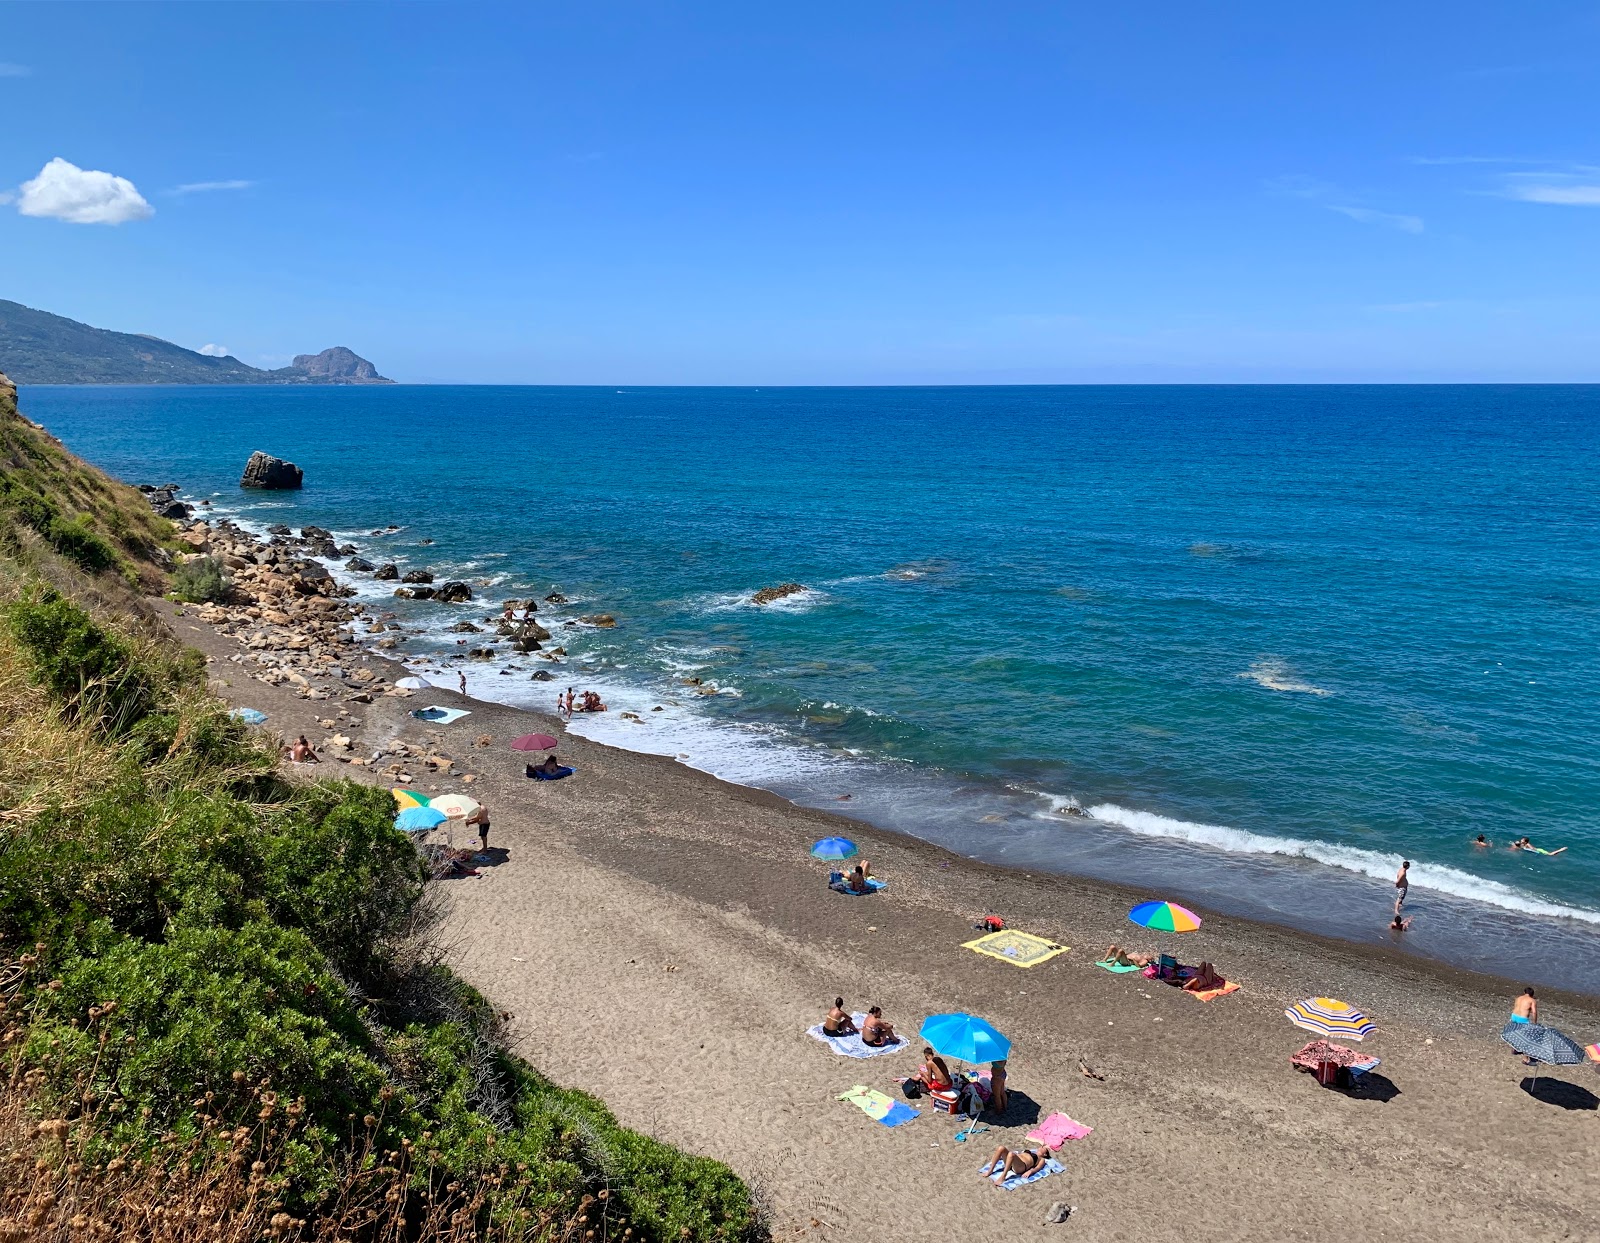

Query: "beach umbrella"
<box><xmin>1286</xmin><ymin>998</ymin><xmax>1376</xmax><ymax>1042</ymax></box>
<box><xmin>429</xmin><ymin>793</ymin><xmax>482</xmax><ymax>820</ymax></box>
<box><xmin>395</xmin><ymin>806</ymin><xmax>447</xmax><ymax>832</ymax></box>
<box><xmin>396</xmin><ymin>676</ymin><xmax>431</xmax><ymax>690</ymax></box>
<box><xmin>919</xmin><ymin>1013</ymin><xmax>1012</xmax><ymax>1064</ymax></box>
<box><xmin>391</xmin><ymin>788</ymin><xmax>432</xmax><ymax>810</ymax></box>
<box><xmin>810</xmin><ymin>837</ymin><xmax>859</xmax><ymax>861</ymax></box>
<box><xmin>230</xmin><ymin>707</ymin><xmax>268</xmax><ymax>726</ymax></box>
<box><xmin>1500</xmin><ymin>1022</ymin><xmax>1587</xmax><ymax>1067</ymax></box>
<box><xmin>510</xmin><ymin>733</ymin><xmax>560</xmax><ymax>752</ymax></box>
<box><xmin>1128</xmin><ymin>901</ymin><xmax>1202</xmax><ymax>933</ymax></box>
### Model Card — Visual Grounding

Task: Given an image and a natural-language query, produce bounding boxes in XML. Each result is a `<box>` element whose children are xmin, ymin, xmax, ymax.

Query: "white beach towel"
<box><xmin>806</xmin><ymin>1014</ymin><xmax>906</xmax><ymax>1059</ymax></box>
<box><xmin>412</xmin><ymin>706</ymin><xmax>471</xmax><ymax>724</ymax></box>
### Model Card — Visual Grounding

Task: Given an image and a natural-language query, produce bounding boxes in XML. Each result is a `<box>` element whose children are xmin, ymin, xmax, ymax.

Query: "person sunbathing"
<box><xmin>1103</xmin><ymin>943</ymin><xmax>1151</xmax><ymax>968</ymax></box>
<box><xmin>533</xmin><ymin>755</ymin><xmax>564</xmax><ymax>776</ymax></box>
<box><xmin>822</xmin><ymin>997</ymin><xmax>857</xmax><ymax>1037</ymax></box>
<box><xmin>286</xmin><ymin>735</ymin><xmax>320</xmax><ymax>764</ymax></box>
<box><xmin>860</xmin><ymin>1006</ymin><xmax>899</xmax><ymax>1047</ymax></box>
<box><xmin>982</xmin><ymin>1145</ymin><xmax>1047</xmax><ymax>1182</ymax></box>
<box><xmin>915</xmin><ymin>1047</ymin><xmax>953</xmax><ymax>1091</ymax></box>
<box><xmin>1183</xmin><ymin>961</ymin><xmax>1223</xmax><ymax>992</ymax></box>
<box><xmin>846</xmin><ymin>861</ymin><xmax>874</xmax><ymax>893</ymax></box>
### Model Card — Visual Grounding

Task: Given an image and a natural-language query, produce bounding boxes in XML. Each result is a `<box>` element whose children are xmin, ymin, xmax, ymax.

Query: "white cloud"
<box><xmin>172</xmin><ymin>179</ymin><xmax>254</xmax><ymax>195</ymax></box>
<box><xmin>0</xmin><ymin>64</ymin><xmax>29</xmax><ymax>78</ymax></box>
<box><xmin>1327</xmin><ymin>204</ymin><xmax>1425</xmax><ymax>233</ymax></box>
<box><xmin>16</xmin><ymin>157</ymin><xmax>153</xmax><ymax>224</ymax></box>
<box><xmin>196</xmin><ymin>344</ymin><xmax>231</xmax><ymax>357</ymax></box>
<box><xmin>1502</xmin><ymin>182</ymin><xmax>1600</xmax><ymax>205</ymax></box>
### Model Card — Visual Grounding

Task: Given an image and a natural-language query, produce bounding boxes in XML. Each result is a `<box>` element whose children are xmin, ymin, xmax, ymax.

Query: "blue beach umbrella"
<box><xmin>810</xmin><ymin>837</ymin><xmax>859</xmax><ymax>861</ymax></box>
<box><xmin>229</xmin><ymin>707</ymin><xmax>268</xmax><ymax>726</ymax></box>
<box><xmin>919</xmin><ymin>1013</ymin><xmax>1012</xmax><ymax>1064</ymax></box>
<box><xmin>395</xmin><ymin>805</ymin><xmax>447</xmax><ymax>833</ymax></box>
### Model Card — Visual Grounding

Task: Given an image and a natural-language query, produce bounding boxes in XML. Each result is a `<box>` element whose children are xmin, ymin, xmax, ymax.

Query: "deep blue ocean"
<box><xmin>22</xmin><ymin>384</ymin><xmax>1600</xmax><ymax>991</ymax></box>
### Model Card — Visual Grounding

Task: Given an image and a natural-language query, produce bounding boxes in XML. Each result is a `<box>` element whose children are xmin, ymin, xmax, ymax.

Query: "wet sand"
<box><xmin>162</xmin><ymin>597</ymin><xmax>1600</xmax><ymax>1243</ymax></box>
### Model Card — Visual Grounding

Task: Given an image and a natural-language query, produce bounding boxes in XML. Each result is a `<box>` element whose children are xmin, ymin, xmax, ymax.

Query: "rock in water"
<box><xmin>751</xmin><ymin>582</ymin><xmax>807</xmax><ymax>605</ymax></box>
<box><xmin>240</xmin><ymin>451</ymin><xmax>303</xmax><ymax>490</ymax></box>
<box><xmin>435</xmin><ymin>581</ymin><xmax>473</xmax><ymax>603</ymax></box>
<box><xmin>373</xmin><ymin>563</ymin><xmax>399</xmax><ymax>580</ymax></box>
<box><xmin>401</xmin><ymin>569</ymin><xmax>435</xmax><ymax>584</ymax></box>
<box><xmin>345</xmin><ymin>556</ymin><xmax>375</xmax><ymax>572</ymax></box>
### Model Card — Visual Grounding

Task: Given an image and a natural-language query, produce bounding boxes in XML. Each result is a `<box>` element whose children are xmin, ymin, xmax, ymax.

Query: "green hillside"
<box><xmin>0</xmin><ymin>298</ymin><xmax>391</xmax><ymax>385</ymax></box>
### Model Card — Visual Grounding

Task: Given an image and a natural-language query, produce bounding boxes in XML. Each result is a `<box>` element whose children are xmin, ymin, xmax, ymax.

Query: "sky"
<box><xmin>2</xmin><ymin>1</ymin><xmax>1599</xmax><ymax>384</ymax></box>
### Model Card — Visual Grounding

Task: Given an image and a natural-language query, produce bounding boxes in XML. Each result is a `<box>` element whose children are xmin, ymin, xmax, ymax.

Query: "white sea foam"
<box><xmin>1085</xmin><ymin>802</ymin><xmax>1600</xmax><ymax>925</ymax></box>
<box><xmin>696</xmin><ymin>586</ymin><xmax>829</xmax><ymax>614</ymax></box>
<box><xmin>1238</xmin><ymin>658</ymin><xmax>1331</xmax><ymax>696</ymax></box>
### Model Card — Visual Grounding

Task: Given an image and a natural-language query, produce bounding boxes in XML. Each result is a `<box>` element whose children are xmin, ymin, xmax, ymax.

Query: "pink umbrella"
<box><xmin>510</xmin><ymin>733</ymin><xmax>559</xmax><ymax>751</ymax></box>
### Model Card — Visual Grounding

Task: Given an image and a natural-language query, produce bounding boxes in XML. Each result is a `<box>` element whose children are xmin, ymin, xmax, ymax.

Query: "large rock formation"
<box><xmin>752</xmin><ymin>582</ymin><xmax>807</xmax><ymax>605</ymax></box>
<box><xmin>240</xmin><ymin>452</ymin><xmax>303</xmax><ymax>490</ymax></box>
<box><xmin>287</xmin><ymin>347</ymin><xmax>391</xmax><ymax>384</ymax></box>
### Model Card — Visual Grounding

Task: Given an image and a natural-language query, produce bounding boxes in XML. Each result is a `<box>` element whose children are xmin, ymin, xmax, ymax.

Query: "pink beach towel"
<box><xmin>1027</xmin><ymin>1111</ymin><xmax>1093</xmax><ymax>1148</ymax></box>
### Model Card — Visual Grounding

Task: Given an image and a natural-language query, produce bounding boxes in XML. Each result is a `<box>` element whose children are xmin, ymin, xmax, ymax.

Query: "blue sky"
<box><xmin>3</xmin><ymin>2</ymin><xmax>1599</xmax><ymax>383</ymax></box>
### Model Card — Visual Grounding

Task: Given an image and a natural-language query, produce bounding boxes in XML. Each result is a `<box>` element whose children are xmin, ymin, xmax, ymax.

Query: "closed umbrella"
<box><xmin>1286</xmin><ymin>998</ymin><xmax>1375</xmax><ymax>1042</ymax></box>
<box><xmin>510</xmin><ymin>733</ymin><xmax>560</xmax><ymax>752</ymax></box>
<box><xmin>810</xmin><ymin>837</ymin><xmax>858</xmax><ymax>861</ymax></box>
<box><xmin>429</xmin><ymin>793</ymin><xmax>482</xmax><ymax>820</ymax></box>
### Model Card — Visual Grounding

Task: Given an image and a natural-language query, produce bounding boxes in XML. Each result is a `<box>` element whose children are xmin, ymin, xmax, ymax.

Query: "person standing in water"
<box><xmin>1393</xmin><ymin>860</ymin><xmax>1410</xmax><ymax>912</ymax></box>
<box><xmin>458</xmin><ymin>671</ymin><xmax>467</xmax><ymax>696</ymax></box>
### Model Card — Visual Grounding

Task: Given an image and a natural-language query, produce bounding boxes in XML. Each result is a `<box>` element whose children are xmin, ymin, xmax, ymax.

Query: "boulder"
<box><xmin>451</xmin><ymin>620</ymin><xmax>482</xmax><ymax>633</ymax></box>
<box><xmin>373</xmin><ymin>563</ymin><xmax>399</xmax><ymax>580</ymax></box>
<box><xmin>401</xmin><ymin>569</ymin><xmax>434</xmax><ymax>584</ymax></box>
<box><xmin>267</xmin><ymin>524</ymin><xmax>291</xmax><ymax>536</ymax></box>
<box><xmin>300</xmin><ymin>526</ymin><xmax>333</xmax><ymax>542</ymax></box>
<box><xmin>530</xmin><ymin>669</ymin><xmax>554</xmax><ymax>681</ymax></box>
<box><xmin>240</xmin><ymin>451</ymin><xmax>304</xmax><ymax>490</ymax></box>
<box><xmin>435</xmin><ymin>580</ymin><xmax>473</xmax><ymax>603</ymax></box>
<box><xmin>752</xmin><ymin>582</ymin><xmax>807</xmax><ymax>605</ymax></box>
<box><xmin>345</xmin><ymin>556</ymin><xmax>375</xmax><ymax>572</ymax></box>
<box><xmin>545</xmin><ymin>591</ymin><xmax>569</xmax><ymax>604</ymax></box>
<box><xmin>394</xmin><ymin>586</ymin><xmax>436</xmax><ymax>599</ymax></box>
<box><xmin>155</xmin><ymin>500</ymin><xmax>192</xmax><ymax>519</ymax></box>
<box><xmin>580</xmin><ymin>613</ymin><xmax>617</xmax><ymax>628</ymax></box>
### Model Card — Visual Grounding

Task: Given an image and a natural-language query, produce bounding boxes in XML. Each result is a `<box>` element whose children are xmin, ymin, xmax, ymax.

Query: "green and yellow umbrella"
<box><xmin>1128</xmin><ymin>901</ymin><xmax>1202</xmax><ymax>933</ymax></box>
<box><xmin>391</xmin><ymin>788</ymin><xmax>432</xmax><ymax>810</ymax></box>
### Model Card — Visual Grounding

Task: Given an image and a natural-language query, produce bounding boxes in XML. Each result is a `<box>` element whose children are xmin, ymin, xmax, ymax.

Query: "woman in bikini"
<box><xmin>822</xmin><ymin>997</ymin><xmax>857</xmax><ymax>1037</ymax></box>
<box><xmin>982</xmin><ymin>1144</ymin><xmax>1047</xmax><ymax>1182</ymax></box>
<box><xmin>860</xmin><ymin>1006</ymin><xmax>898</xmax><ymax>1047</ymax></box>
<box><xmin>1103</xmin><ymin>943</ymin><xmax>1151</xmax><ymax>968</ymax></box>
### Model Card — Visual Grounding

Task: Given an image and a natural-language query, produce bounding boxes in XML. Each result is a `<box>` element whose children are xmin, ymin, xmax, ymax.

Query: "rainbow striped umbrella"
<box><xmin>1128</xmin><ymin>901</ymin><xmax>1202</xmax><ymax>933</ymax></box>
<box><xmin>1286</xmin><ymin>998</ymin><xmax>1375</xmax><ymax>1042</ymax></box>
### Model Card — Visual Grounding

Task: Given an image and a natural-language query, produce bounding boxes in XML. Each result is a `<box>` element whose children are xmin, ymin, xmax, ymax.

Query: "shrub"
<box><xmin>171</xmin><ymin>553</ymin><xmax>231</xmax><ymax>602</ymax></box>
<box><xmin>6</xmin><ymin>590</ymin><xmax>155</xmax><ymax>734</ymax></box>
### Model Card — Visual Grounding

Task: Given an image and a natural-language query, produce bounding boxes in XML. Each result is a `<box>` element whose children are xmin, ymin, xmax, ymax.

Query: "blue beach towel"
<box><xmin>829</xmin><ymin>876</ymin><xmax>887</xmax><ymax>895</ymax></box>
<box><xmin>230</xmin><ymin>708</ymin><xmax>268</xmax><ymax>725</ymax></box>
<box><xmin>529</xmin><ymin>765</ymin><xmax>575</xmax><ymax>781</ymax></box>
<box><xmin>807</xmin><ymin>1015</ymin><xmax>906</xmax><ymax>1059</ymax></box>
<box><xmin>980</xmin><ymin>1157</ymin><xmax>1064</xmax><ymax>1191</ymax></box>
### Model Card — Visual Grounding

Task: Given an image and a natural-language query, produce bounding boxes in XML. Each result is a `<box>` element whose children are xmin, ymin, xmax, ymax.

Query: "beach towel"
<box><xmin>963</xmin><ymin>929</ymin><xmax>1069</xmax><ymax>969</ymax></box>
<box><xmin>412</xmin><ymin>706</ymin><xmax>471</xmax><ymax>724</ymax></box>
<box><xmin>808</xmin><ymin>1015</ymin><xmax>906</xmax><ymax>1059</ymax></box>
<box><xmin>829</xmin><ymin>877</ymin><xmax>887</xmax><ymax>895</ymax></box>
<box><xmin>1185</xmin><ymin>979</ymin><xmax>1240</xmax><ymax>1002</ymax></box>
<box><xmin>1027</xmin><ymin>1113</ymin><xmax>1093</xmax><ymax>1148</ymax></box>
<box><xmin>838</xmin><ymin>1086</ymin><xmax>918</xmax><ymax>1127</ymax></box>
<box><xmin>529</xmin><ymin>765</ymin><xmax>575</xmax><ymax>781</ymax></box>
<box><xmin>230</xmin><ymin>708</ymin><xmax>267</xmax><ymax>725</ymax></box>
<box><xmin>1094</xmin><ymin>959</ymin><xmax>1143</xmax><ymax>974</ymax></box>
<box><xmin>1587</xmin><ymin>1043</ymin><xmax>1600</xmax><ymax>1064</ymax></box>
<box><xmin>980</xmin><ymin>1157</ymin><xmax>1064</xmax><ymax>1191</ymax></box>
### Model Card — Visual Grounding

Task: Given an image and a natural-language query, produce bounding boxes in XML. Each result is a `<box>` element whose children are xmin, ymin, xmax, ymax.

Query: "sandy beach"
<box><xmin>154</xmin><ymin>566</ymin><xmax>1600</xmax><ymax>1243</ymax></box>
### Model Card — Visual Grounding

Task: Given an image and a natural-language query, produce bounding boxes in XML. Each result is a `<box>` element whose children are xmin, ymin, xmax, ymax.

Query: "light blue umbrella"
<box><xmin>230</xmin><ymin>707</ymin><xmax>268</xmax><ymax>725</ymax></box>
<box><xmin>395</xmin><ymin>805</ymin><xmax>447</xmax><ymax>833</ymax></box>
<box><xmin>919</xmin><ymin>1013</ymin><xmax>1012</xmax><ymax>1064</ymax></box>
<box><xmin>810</xmin><ymin>836</ymin><xmax>859</xmax><ymax>861</ymax></box>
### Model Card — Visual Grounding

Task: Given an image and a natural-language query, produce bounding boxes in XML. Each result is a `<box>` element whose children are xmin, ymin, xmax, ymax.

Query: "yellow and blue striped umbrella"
<box><xmin>1285</xmin><ymin>997</ymin><xmax>1375</xmax><ymax>1042</ymax></box>
<box><xmin>391</xmin><ymin>788</ymin><xmax>431</xmax><ymax>810</ymax></box>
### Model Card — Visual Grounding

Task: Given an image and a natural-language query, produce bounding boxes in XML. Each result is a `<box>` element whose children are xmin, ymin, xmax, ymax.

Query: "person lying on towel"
<box><xmin>1182</xmin><ymin>961</ymin><xmax>1223</xmax><ymax>993</ymax></box>
<box><xmin>982</xmin><ymin>1145</ymin><xmax>1049</xmax><ymax>1182</ymax></box>
<box><xmin>1103</xmin><ymin>943</ymin><xmax>1152</xmax><ymax>968</ymax></box>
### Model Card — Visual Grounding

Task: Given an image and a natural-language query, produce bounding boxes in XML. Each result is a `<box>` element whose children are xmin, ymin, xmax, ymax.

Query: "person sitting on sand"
<box><xmin>981</xmin><ymin>1144</ymin><xmax>1046</xmax><ymax>1182</ymax></box>
<box><xmin>847</xmin><ymin>861</ymin><xmax>874</xmax><ymax>894</ymax></box>
<box><xmin>915</xmin><ymin>1047</ymin><xmax>954</xmax><ymax>1091</ymax></box>
<box><xmin>286</xmin><ymin>735</ymin><xmax>320</xmax><ymax>764</ymax></box>
<box><xmin>1103</xmin><ymin>943</ymin><xmax>1152</xmax><ymax>968</ymax></box>
<box><xmin>1182</xmin><ymin>961</ymin><xmax>1223</xmax><ymax>993</ymax></box>
<box><xmin>534</xmin><ymin>754</ymin><xmax>564</xmax><ymax>776</ymax></box>
<box><xmin>580</xmin><ymin>690</ymin><xmax>607</xmax><ymax>713</ymax></box>
<box><xmin>860</xmin><ymin>1006</ymin><xmax>899</xmax><ymax>1047</ymax></box>
<box><xmin>822</xmin><ymin>997</ymin><xmax>857</xmax><ymax>1037</ymax></box>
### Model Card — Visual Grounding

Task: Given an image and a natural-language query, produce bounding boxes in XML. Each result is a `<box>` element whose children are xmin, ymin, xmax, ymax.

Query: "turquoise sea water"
<box><xmin>22</xmin><ymin>384</ymin><xmax>1600</xmax><ymax>991</ymax></box>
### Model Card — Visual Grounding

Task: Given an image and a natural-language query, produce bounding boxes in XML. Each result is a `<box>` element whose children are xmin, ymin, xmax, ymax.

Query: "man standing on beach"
<box><xmin>1394</xmin><ymin>859</ymin><xmax>1410</xmax><ymax>912</ymax></box>
<box><xmin>458</xmin><ymin>671</ymin><xmax>467</xmax><ymax>696</ymax></box>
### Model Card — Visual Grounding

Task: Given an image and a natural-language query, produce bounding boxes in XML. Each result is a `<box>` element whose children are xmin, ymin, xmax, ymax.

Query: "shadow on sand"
<box><xmin>1520</xmin><ymin>1077</ymin><xmax>1599</xmax><ymax>1110</ymax></box>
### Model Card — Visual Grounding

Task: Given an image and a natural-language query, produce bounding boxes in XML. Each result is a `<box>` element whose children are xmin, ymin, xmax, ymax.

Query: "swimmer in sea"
<box><xmin>1474</xmin><ymin>834</ymin><xmax>1491</xmax><ymax>848</ymax></box>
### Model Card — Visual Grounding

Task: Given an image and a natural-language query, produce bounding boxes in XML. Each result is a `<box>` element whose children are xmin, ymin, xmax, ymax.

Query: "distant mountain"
<box><xmin>0</xmin><ymin>299</ymin><xmax>393</xmax><ymax>385</ymax></box>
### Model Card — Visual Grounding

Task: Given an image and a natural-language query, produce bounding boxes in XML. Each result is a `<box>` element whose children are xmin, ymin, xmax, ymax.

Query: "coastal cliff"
<box><xmin>0</xmin><ymin>298</ymin><xmax>394</xmax><ymax>385</ymax></box>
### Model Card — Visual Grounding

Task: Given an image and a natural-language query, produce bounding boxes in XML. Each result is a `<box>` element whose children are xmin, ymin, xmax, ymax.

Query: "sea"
<box><xmin>21</xmin><ymin>383</ymin><xmax>1600</xmax><ymax>994</ymax></box>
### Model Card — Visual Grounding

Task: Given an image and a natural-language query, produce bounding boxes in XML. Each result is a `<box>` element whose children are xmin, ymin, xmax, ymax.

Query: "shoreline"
<box><xmin>171</xmin><ymin>498</ymin><xmax>1600</xmax><ymax>998</ymax></box>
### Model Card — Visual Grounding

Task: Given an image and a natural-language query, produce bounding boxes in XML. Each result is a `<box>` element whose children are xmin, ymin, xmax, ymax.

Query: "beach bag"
<box><xmin>902</xmin><ymin>1079</ymin><xmax>923</xmax><ymax>1100</ymax></box>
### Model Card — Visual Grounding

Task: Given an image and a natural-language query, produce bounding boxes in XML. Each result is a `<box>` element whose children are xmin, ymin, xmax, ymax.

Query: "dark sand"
<box><xmin>163</xmin><ymin>599</ymin><xmax>1600</xmax><ymax>1243</ymax></box>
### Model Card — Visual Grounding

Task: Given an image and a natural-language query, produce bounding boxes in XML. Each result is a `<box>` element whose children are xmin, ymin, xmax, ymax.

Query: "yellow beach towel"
<box><xmin>963</xmin><ymin>929</ymin><xmax>1069</xmax><ymax>968</ymax></box>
